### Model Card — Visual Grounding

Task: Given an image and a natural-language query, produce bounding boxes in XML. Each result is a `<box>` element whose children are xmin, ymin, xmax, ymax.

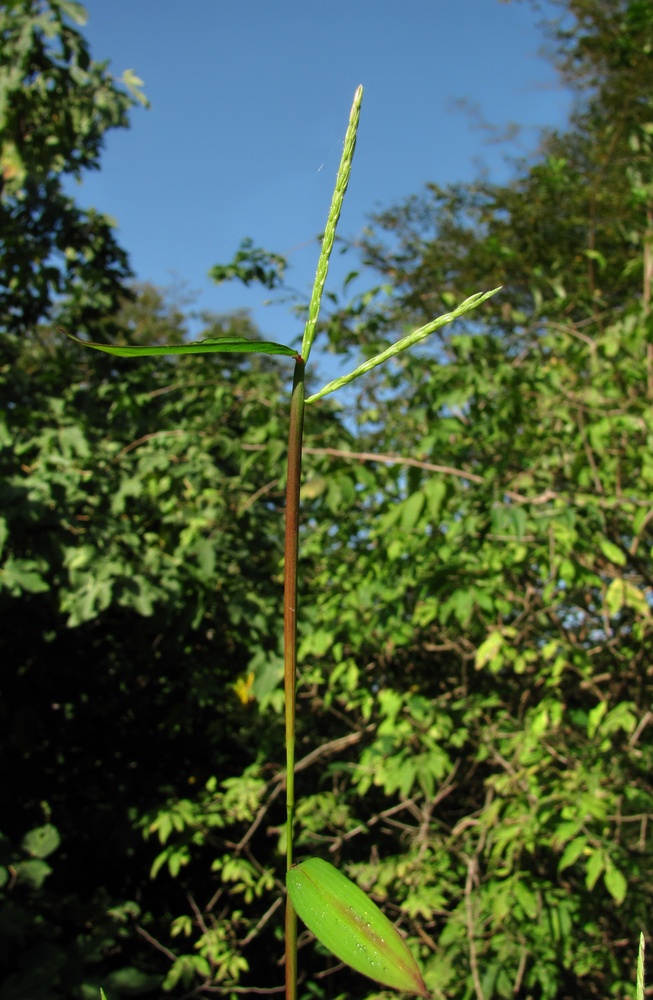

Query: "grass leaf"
<box><xmin>63</xmin><ymin>331</ymin><xmax>299</xmax><ymax>359</ymax></box>
<box><xmin>287</xmin><ymin>857</ymin><xmax>427</xmax><ymax>996</ymax></box>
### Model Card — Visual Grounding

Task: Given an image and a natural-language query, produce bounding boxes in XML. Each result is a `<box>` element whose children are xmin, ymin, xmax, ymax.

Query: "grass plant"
<box><xmin>71</xmin><ymin>85</ymin><xmax>500</xmax><ymax>998</ymax></box>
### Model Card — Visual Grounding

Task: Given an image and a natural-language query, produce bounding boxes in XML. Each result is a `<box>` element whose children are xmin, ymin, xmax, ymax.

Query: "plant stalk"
<box><xmin>284</xmin><ymin>355</ymin><xmax>305</xmax><ymax>1000</ymax></box>
<box><xmin>283</xmin><ymin>85</ymin><xmax>362</xmax><ymax>1000</ymax></box>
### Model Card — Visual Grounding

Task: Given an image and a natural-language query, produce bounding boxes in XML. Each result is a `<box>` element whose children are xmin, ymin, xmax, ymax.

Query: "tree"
<box><xmin>329</xmin><ymin>0</ymin><xmax>653</xmax><ymax>350</ymax></box>
<box><xmin>0</xmin><ymin>0</ymin><xmax>147</xmax><ymax>333</ymax></box>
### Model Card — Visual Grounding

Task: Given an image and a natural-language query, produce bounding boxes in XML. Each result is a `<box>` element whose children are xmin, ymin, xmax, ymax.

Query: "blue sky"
<box><xmin>75</xmin><ymin>0</ymin><xmax>572</xmax><ymax>346</ymax></box>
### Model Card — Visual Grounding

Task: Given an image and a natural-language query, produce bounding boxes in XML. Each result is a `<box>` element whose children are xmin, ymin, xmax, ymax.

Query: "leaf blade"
<box><xmin>63</xmin><ymin>331</ymin><xmax>299</xmax><ymax>359</ymax></box>
<box><xmin>287</xmin><ymin>857</ymin><xmax>427</xmax><ymax>996</ymax></box>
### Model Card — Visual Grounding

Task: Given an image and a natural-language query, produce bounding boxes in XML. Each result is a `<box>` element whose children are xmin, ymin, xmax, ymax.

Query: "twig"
<box><xmin>513</xmin><ymin>947</ymin><xmax>528</xmax><ymax>995</ymax></box>
<box><xmin>135</xmin><ymin>924</ymin><xmax>178</xmax><ymax>962</ymax></box>
<box><xmin>464</xmin><ymin>856</ymin><xmax>485</xmax><ymax>1000</ymax></box>
<box><xmin>111</xmin><ymin>429</ymin><xmax>186</xmax><ymax>462</ymax></box>
<box><xmin>629</xmin><ymin>711</ymin><xmax>652</xmax><ymax>750</ymax></box>
<box><xmin>190</xmin><ymin>985</ymin><xmax>286</xmax><ymax>995</ymax></box>
<box><xmin>239</xmin><ymin>478</ymin><xmax>279</xmax><ymax>512</ymax></box>
<box><xmin>187</xmin><ymin>892</ymin><xmax>210</xmax><ymax>936</ymax></box>
<box><xmin>234</xmin><ymin>730</ymin><xmax>371</xmax><ymax>854</ymax></box>
<box><xmin>291</xmin><ymin>728</ymin><xmax>371</xmax><ymax>776</ymax></box>
<box><xmin>240</xmin><ymin>896</ymin><xmax>284</xmax><ymax>948</ymax></box>
<box><xmin>243</xmin><ymin>441</ymin><xmax>653</xmax><ymax>509</ymax></box>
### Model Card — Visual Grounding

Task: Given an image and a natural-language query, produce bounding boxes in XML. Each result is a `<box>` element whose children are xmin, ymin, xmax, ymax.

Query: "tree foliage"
<box><xmin>0</xmin><ymin>0</ymin><xmax>146</xmax><ymax>333</ymax></box>
<box><xmin>2</xmin><ymin>1</ymin><xmax>653</xmax><ymax>999</ymax></box>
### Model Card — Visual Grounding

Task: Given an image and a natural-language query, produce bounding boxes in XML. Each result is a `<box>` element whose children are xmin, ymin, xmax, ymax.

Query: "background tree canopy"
<box><xmin>1</xmin><ymin>1</ymin><xmax>652</xmax><ymax>998</ymax></box>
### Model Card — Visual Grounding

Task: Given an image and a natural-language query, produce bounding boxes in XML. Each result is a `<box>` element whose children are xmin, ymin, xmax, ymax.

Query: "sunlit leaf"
<box><xmin>21</xmin><ymin>823</ymin><xmax>60</xmax><ymax>859</ymax></box>
<box><xmin>604</xmin><ymin>862</ymin><xmax>627</xmax><ymax>905</ymax></box>
<box><xmin>63</xmin><ymin>331</ymin><xmax>299</xmax><ymax>359</ymax></box>
<box><xmin>286</xmin><ymin>857</ymin><xmax>427</xmax><ymax>996</ymax></box>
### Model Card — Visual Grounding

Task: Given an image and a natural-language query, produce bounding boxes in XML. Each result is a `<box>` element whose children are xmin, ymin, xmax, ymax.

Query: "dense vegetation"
<box><xmin>1</xmin><ymin>1</ymin><xmax>652</xmax><ymax>998</ymax></box>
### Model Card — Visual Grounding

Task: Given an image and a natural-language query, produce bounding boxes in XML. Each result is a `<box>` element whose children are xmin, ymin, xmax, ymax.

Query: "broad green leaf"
<box><xmin>14</xmin><ymin>858</ymin><xmax>52</xmax><ymax>889</ymax></box>
<box><xmin>0</xmin><ymin>557</ymin><xmax>49</xmax><ymax>595</ymax></box>
<box><xmin>513</xmin><ymin>879</ymin><xmax>538</xmax><ymax>920</ymax></box>
<box><xmin>21</xmin><ymin>823</ymin><xmax>60</xmax><ymax>859</ymax></box>
<box><xmin>286</xmin><ymin>857</ymin><xmax>427</xmax><ymax>996</ymax></box>
<box><xmin>585</xmin><ymin>849</ymin><xmax>605</xmax><ymax>891</ymax></box>
<box><xmin>605</xmin><ymin>578</ymin><xmax>650</xmax><ymax>618</ymax></box>
<box><xmin>400</xmin><ymin>491</ymin><xmax>425</xmax><ymax>532</ymax></box>
<box><xmin>587</xmin><ymin>701</ymin><xmax>607</xmax><ymax>738</ymax></box>
<box><xmin>64</xmin><ymin>331</ymin><xmax>299</xmax><ymax>358</ymax></box>
<box><xmin>558</xmin><ymin>836</ymin><xmax>587</xmax><ymax>873</ymax></box>
<box><xmin>604</xmin><ymin>861</ymin><xmax>627</xmax><ymax>904</ymax></box>
<box><xmin>475</xmin><ymin>631</ymin><xmax>504</xmax><ymax>672</ymax></box>
<box><xmin>598</xmin><ymin>537</ymin><xmax>626</xmax><ymax>566</ymax></box>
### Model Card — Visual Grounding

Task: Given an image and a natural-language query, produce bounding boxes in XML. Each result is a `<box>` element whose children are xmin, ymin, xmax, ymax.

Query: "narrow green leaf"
<box><xmin>286</xmin><ymin>857</ymin><xmax>427</xmax><ymax>996</ymax></box>
<box><xmin>637</xmin><ymin>932</ymin><xmax>645</xmax><ymax>1000</ymax></box>
<box><xmin>306</xmin><ymin>286</ymin><xmax>501</xmax><ymax>403</ymax></box>
<box><xmin>63</xmin><ymin>331</ymin><xmax>299</xmax><ymax>359</ymax></box>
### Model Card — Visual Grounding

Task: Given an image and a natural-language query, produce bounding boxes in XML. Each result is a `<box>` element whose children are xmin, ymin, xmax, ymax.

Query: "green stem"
<box><xmin>284</xmin><ymin>356</ymin><xmax>305</xmax><ymax>1000</ymax></box>
<box><xmin>283</xmin><ymin>85</ymin><xmax>362</xmax><ymax>1000</ymax></box>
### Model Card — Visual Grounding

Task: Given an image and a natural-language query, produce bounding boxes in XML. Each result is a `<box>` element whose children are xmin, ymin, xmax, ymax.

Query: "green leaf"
<box><xmin>120</xmin><ymin>68</ymin><xmax>149</xmax><ymax>107</ymax></box>
<box><xmin>513</xmin><ymin>879</ymin><xmax>538</xmax><ymax>920</ymax></box>
<box><xmin>605</xmin><ymin>578</ymin><xmax>650</xmax><ymax>617</ymax></box>
<box><xmin>475</xmin><ymin>631</ymin><xmax>504</xmax><ymax>672</ymax></box>
<box><xmin>637</xmin><ymin>933</ymin><xmax>645</xmax><ymax>1000</ymax></box>
<box><xmin>400</xmin><ymin>491</ymin><xmax>425</xmax><ymax>532</ymax></box>
<box><xmin>598</xmin><ymin>537</ymin><xmax>626</xmax><ymax>566</ymax></box>
<box><xmin>587</xmin><ymin>701</ymin><xmax>607</xmax><ymax>738</ymax></box>
<box><xmin>64</xmin><ymin>331</ymin><xmax>299</xmax><ymax>358</ymax></box>
<box><xmin>106</xmin><ymin>967</ymin><xmax>162</xmax><ymax>992</ymax></box>
<box><xmin>604</xmin><ymin>861</ymin><xmax>627</xmax><ymax>904</ymax></box>
<box><xmin>286</xmin><ymin>857</ymin><xmax>427</xmax><ymax>996</ymax></box>
<box><xmin>14</xmin><ymin>858</ymin><xmax>52</xmax><ymax>889</ymax></box>
<box><xmin>58</xmin><ymin>1</ymin><xmax>88</xmax><ymax>24</ymax></box>
<box><xmin>0</xmin><ymin>557</ymin><xmax>49</xmax><ymax>595</ymax></box>
<box><xmin>209</xmin><ymin>237</ymin><xmax>287</xmax><ymax>290</ymax></box>
<box><xmin>585</xmin><ymin>849</ymin><xmax>605</xmax><ymax>891</ymax></box>
<box><xmin>558</xmin><ymin>836</ymin><xmax>587</xmax><ymax>873</ymax></box>
<box><xmin>21</xmin><ymin>824</ymin><xmax>60</xmax><ymax>859</ymax></box>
